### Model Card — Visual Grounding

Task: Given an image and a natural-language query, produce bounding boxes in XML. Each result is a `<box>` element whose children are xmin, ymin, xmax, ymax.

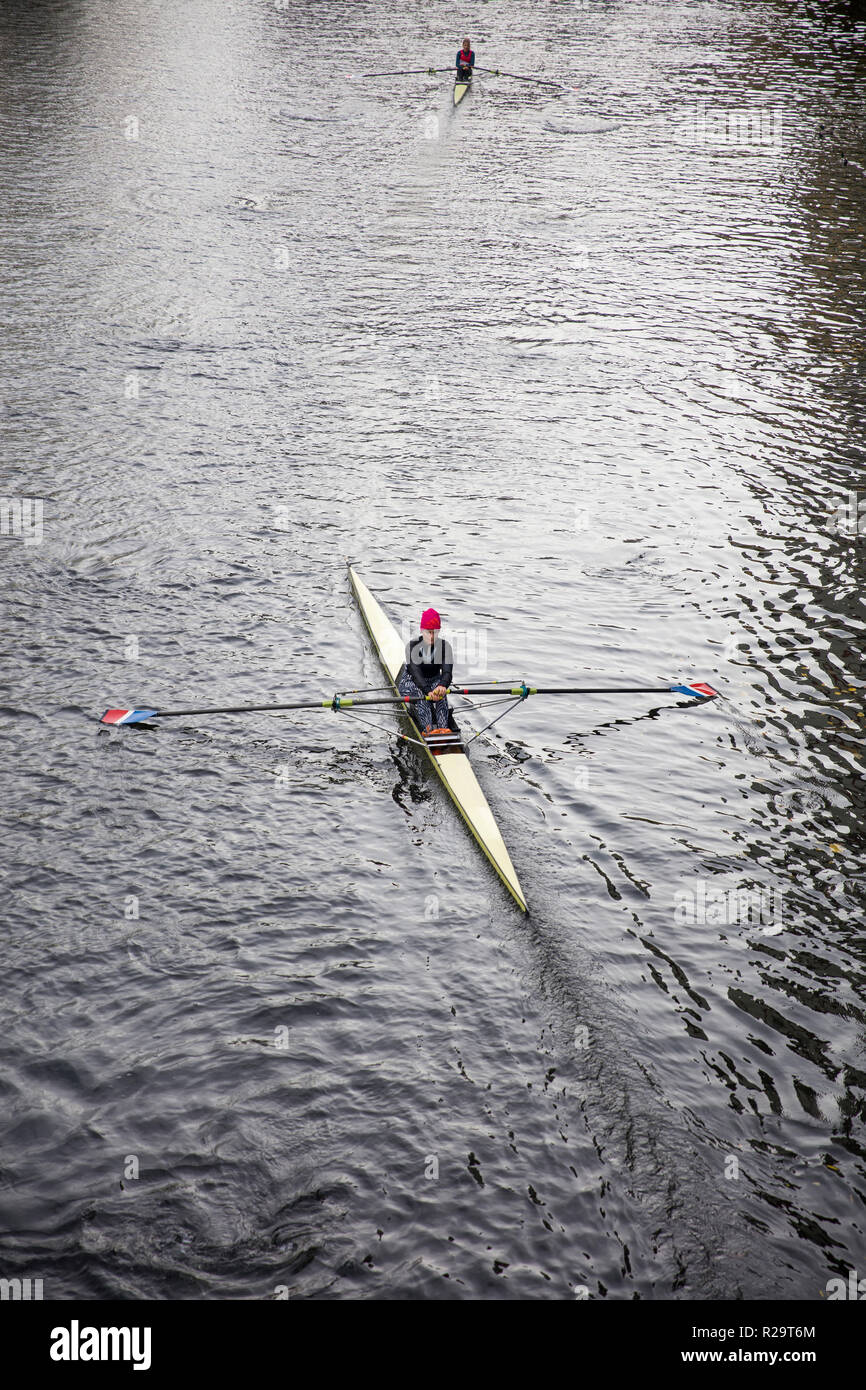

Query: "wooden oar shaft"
<box><xmin>157</xmin><ymin>695</ymin><xmax>415</xmax><ymax>717</ymax></box>
<box><xmin>453</xmin><ymin>685</ymin><xmax>680</xmax><ymax>696</ymax></box>
<box><xmin>476</xmin><ymin>66</ymin><xmax>566</xmax><ymax>88</ymax></box>
<box><xmin>359</xmin><ymin>67</ymin><xmax>447</xmax><ymax>77</ymax></box>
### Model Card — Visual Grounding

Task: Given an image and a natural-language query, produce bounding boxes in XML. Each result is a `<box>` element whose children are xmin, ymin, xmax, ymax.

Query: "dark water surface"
<box><xmin>2</xmin><ymin>0</ymin><xmax>865</xmax><ymax>1299</ymax></box>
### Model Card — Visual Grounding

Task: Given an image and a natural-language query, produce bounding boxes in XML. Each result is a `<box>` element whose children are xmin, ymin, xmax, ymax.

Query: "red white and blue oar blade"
<box><xmin>669</xmin><ymin>682</ymin><xmax>719</xmax><ymax>700</ymax></box>
<box><xmin>100</xmin><ymin>707</ymin><xmax>159</xmax><ymax>725</ymax></box>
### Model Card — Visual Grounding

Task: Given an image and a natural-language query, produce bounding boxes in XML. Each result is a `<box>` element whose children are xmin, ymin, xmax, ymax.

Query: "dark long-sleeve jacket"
<box><xmin>404</xmin><ymin>635</ymin><xmax>454</xmax><ymax>695</ymax></box>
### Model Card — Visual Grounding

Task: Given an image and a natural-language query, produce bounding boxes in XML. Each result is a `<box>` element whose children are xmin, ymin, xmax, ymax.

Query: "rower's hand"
<box><xmin>430</xmin><ymin>685</ymin><xmax>447</xmax><ymax>701</ymax></box>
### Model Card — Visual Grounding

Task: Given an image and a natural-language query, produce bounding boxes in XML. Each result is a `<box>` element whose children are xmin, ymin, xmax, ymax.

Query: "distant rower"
<box><xmin>455</xmin><ymin>38</ymin><xmax>475</xmax><ymax>82</ymax></box>
<box><xmin>398</xmin><ymin>606</ymin><xmax>453</xmax><ymax>733</ymax></box>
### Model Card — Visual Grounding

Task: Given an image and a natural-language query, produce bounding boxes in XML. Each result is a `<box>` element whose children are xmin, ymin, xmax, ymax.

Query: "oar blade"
<box><xmin>100</xmin><ymin>707</ymin><xmax>159</xmax><ymax>726</ymax></box>
<box><xmin>669</xmin><ymin>682</ymin><xmax>718</xmax><ymax>700</ymax></box>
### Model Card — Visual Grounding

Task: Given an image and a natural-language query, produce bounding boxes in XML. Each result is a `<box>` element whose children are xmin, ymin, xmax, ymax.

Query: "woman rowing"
<box><xmin>398</xmin><ymin>605</ymin><xmax>453</xmax><ymax>733</ymax></box>
<box><xmin>455</xmin><ymin>37</ymin><xmax>475</xmax><ymax>83</ymax></box>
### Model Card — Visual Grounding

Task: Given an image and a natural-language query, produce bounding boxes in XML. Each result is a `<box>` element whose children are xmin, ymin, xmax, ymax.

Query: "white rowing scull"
<box><xmin>348</xmin><ymin>565</ymin><xmax>527</xmax><ymax>911</ymax></box>
<box><xmin>453</xmin><ymin>77</ymin><xmax>471</xmax><ymax>107</ymax></box>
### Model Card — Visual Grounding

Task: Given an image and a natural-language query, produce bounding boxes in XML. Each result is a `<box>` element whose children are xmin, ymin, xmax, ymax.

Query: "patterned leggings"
<box><xmin>397</xmin><ymin>670</ymin><xmax>450</xmax><ymax>731</ymax></box>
